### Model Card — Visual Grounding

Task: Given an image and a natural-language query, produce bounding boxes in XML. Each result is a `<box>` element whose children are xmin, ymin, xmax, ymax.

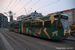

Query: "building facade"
<box><xmin>17</xmin><ymin>15</ymin><xmax>25</xmax><ymax>21</ymax></box>
<box><xmin>48</xmin><ymin>8</ymin><xmax>75</xmax><ymax>25</ymax></box>
<box><xmin>17</xmin><ymin>11</ymin><xmax>43</xmax><ymax>21</ymax></box>
<box><xmin>61</xmin><ymin>8</ymin><xmax>75</xmax><ymax>24</ymax></box>
<box><xmin>0</xmin><ymin>13</ymin><xmax>8</xmax><ymax>28</ymax></box>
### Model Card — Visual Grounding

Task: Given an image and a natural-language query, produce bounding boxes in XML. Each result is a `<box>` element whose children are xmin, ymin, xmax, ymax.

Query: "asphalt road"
<box><xmin>0</xmin><ymin>28</ymin><xmax>75</xmax><ymax>50</ymax></box>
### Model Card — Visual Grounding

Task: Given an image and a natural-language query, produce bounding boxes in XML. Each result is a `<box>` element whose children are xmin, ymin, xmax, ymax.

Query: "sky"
<box><xmin>0</xmin><ymin>0</ymin><xmax>75</xmax><ymax>21</ymax></box>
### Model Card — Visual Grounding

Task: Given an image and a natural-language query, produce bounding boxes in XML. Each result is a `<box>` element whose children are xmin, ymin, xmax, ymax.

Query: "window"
<box><xmin>30</xmin><ymin>22</ymin><xmax>42</xmax><ymax>28</ymax></box>
<box><xmin>23</xmin><ymin>22</ymin><xmax>28</xmax><ymax>27</ymax></box>
<box><xmin>54</xmin><ymin>20</ymin><xmax>58</xmax><ymax>29</ymax></box>
<box><xmin>25</xmin><ymin>23</ymin><xmax>28</xmax><ymax>27</ymax></box>
<box><xmin>11</xmin><ymin>24</ymin><xmax>12</xmax><ymax>27</ymax></box>
<box><xmin>44</xmin><ymin>21</ymin><xmax>51</xmax><ymax>28</ymax></box>
<box><xmin>54</xmin><ymin>15</ymin><xmax>59</xmax><ymax>18</ymax></box>
<box><xmin>23</xmin><ymin>23</ymin><xmax>25</xmax><ymax>27</ymax></box>
<box><xmin>35</xmin><ymin>22</ymin><xmax>42</xmax><ymax>27</ymax></box>
<box><xmin>30</xmin><ymin>23</ymin><xmax>35</xmax><ymax>27</ymax></box>
<box><xmin>29</xmin><ymin>18</ymin><xmax>32</xmax><ymax>19</ymax></box>
<box><xmin>54</xmin><ymin>20</ymin><xmax>63</xmax><ymax>29</ymax></box>
<box><xmin>15</xmin><ymin>24</ymin><xmax>19</xmax><ymax>29</ymax></box>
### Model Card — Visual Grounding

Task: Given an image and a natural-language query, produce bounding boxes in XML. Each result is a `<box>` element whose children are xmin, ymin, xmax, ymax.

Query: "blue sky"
<box><xmin>0</xmin><ymin>0</ymin><xmax>75</xmax><ymax>21</ymax></box>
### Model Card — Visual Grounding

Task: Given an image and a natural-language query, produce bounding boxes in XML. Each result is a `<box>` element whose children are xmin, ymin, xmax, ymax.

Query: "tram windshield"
<box><xmin>60</xmin><ymin>19</ymin><xmax>70</xmax><ymax>29</ymax></box>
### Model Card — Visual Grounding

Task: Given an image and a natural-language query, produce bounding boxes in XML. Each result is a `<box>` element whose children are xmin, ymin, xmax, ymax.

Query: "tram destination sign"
<box><xmin>61</xmin><ymin>15</ymin><xmax>68</xmax><ymax>19</ymax></box>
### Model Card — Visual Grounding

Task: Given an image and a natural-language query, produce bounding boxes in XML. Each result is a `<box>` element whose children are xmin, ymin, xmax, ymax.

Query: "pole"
<box><xmin>9</xmin><ymin>11</ymin><xmax>13</xmax><ymax>31</ymax></box>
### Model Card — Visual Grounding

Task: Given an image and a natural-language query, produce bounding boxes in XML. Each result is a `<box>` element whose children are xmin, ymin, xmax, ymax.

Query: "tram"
<box><xmin>21</xmin><ymin>13</ymin><xmax>70</xmax><ymax>40</ymax></box>
<box><xmin>10</xmin><ymin>13</ymin><xmax>70</xmax><ymax>40</ymax></box>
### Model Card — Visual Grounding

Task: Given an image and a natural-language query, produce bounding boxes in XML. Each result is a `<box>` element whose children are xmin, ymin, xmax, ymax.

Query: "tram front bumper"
<box><xmin>60</xmin><ymin>33</ymin><xmax>69</xmax><ymax>40</ymax></box>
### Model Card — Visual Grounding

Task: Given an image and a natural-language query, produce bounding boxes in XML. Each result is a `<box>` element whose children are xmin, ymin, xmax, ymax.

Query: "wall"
<box><xmin>0</xmin><ymin>16</ymin><xmax>8</xmax><ymax>28</ymax></box>
<box><xmin>73</xmin><ymin>8</ymin><xmax>75</xmax><ymax>23</ymax></box>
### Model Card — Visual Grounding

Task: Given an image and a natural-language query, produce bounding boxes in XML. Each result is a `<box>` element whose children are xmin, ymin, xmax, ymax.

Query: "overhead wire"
<box><xmin>15</xmin><ymin>0</ymin><xmax>32</xmax><ymax>13</ymax></box>
<box><xmin>5</xmin><ymin>0</ymin><xmax>12</xmax><ymax>12</ymax></box>
<box><xmin>24</xmin><ymin>8</ymin><xmax>27</xmax><ymax>15</ymax></box>
<box><xmin>28</xmin><ymin>0</ymin><xmax>40</xmax><ymax>8</ymax></box>
<box><xmin>16</xmin><ymin>0</ymin><xmax>59</xmax><ymax>16</ymax></box>
<box><xmin>19</xmin><ymin>0</ymin><xmax>40</xmax><ymax>15</ymax></box>
<box><xmin>9</xmin><ymin>0</ymin><xmax>17</xmax><ymax>10</ymax></box>
<box><xmin>28</xmin><ymin>0</ymin><xmax>40</xmax><ymax>13</ymax></box>
<box><xmin>36</xmin><ymin>0</ymin><xmax>60</xmax><ymax>10</ymax></box>
<box><xmin>11</xmin><ymin>0</ymin><xmax>21</xmax><ymax>10</ymax></box>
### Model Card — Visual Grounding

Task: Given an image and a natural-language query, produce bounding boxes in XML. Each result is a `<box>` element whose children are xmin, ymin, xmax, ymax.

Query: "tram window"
<box><xmin>54</xmin><ymin>15</ymin><xmax>59</xmax><ymax>18</ymax></box>
<box><xmin>30</xmin><ymin>22</ymin><xmax>42</xmax><ymax>28</ymax></box>
<box><xmin>13</xmin><ymin>24</ymin><xmax>14</xmax><ymax>28</ymax></box>
<box><xmin>17</xmin><ymin>24</ymin><xmax>19</xmax><ymax>28</ymax></box>
<box><xmin>14</xmin><ymin>25</ymin><xmax>16</xmax><ymax>28</ymax></box>
<box><xmin>15</xmin><ymin>24</ymin><xmax>19</xmax><ymax>29</ymax></box>
<box><xmin>35</xmin><ymin>22</ymin><xmax>42</xmax><ymax>28</ymax></box>
<box><xmin>29</xmin><ymin>22</ymin><xmax>31</xmax><ymax>27</ymax></box>
<box><xmin>30</xmin><ymin>23</ymin><xmax>35</xmax><ymax>27</ymax></box>
<box><xmin>54</xmin><ymin>20</ymin><xmax>58</xmax><ymax>29</ymax></box>
<box><xmin>58</xmin><ymin>20</ymin><xmax>63</xmax><ymax>29</ymax></box>
<box><xmin>11</xmin><ymin>24</ymin><xmax>12</xmax><ymax>27</ymax></box>
<box><xmin>25</xmin><ymin>23</ymin><xmax>28</xmax><ymax>27</ymax></box>
<box><xmin>44</xmin><ymin>21</ymin><xmax>51</xmax><ymax>28</ymax></box>
<box><xmin>54</xmin><ymin>20</ymin><xmax>63</xmax><ymax>29</ymax></box>
<box><xmin>23</xmin><ymin>23</ymin><xmax>28</xmax><ymax>27</ymax></box>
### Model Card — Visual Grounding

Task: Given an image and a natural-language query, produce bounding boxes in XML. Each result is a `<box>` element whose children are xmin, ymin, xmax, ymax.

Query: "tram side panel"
<box><xmin>14</xmin><ymin>21</ymin><xmax>21</xmax><ymax>33</ymax></box>
<box><xmin>21</xmin><ymin>23</ymin><xmax>23</xmax><ymax>33</ymax></box>
<box><xmin>21</xmin><ymin>14</ymin><xmax>70</xmax><ymax>40</ymax></box>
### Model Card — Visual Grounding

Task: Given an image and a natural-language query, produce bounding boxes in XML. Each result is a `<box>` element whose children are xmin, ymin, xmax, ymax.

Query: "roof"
<box><xmin>0</xmin><ymin>13</ymin><xmax>7</xmax><ymax>18</ymax></box>
<box><xmin>0</xmin><ymin>13</ymin><xmax>5</xmax><ymax>16</ymax></box>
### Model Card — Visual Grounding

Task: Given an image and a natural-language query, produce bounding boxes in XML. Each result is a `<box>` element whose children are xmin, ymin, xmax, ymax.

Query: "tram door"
<box><xmin>25</xmin><ymin>23</ymin><xmax>28</xmax><ymax>34</ymax></box>
<box><xmin>43</xmin><ymin>21</ymin><xmax>52</xmax><ymax>39</ymax></box>
<box><xmin>23</xmin><ymin>23</ymin><xmax>26</xmax><ymax>34</ymax></box>
<box><xmin>23</xmin><ymin>22</ymin><xmax>28</xmax><ymax>34</ymax></box>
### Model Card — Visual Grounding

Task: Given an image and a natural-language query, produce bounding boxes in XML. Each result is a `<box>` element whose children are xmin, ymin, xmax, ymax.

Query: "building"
<box><xmin>47</xmin><ymin>8</ymin><xmax>75</xmax><ymax>25</ymax></box>
<box><xmin>17</xmin><ymin>15</ymin><xmax>25</xmax><ymax>21</ymax></box>
<box><xmin>31</xmin><ymin>11</ymin><xmax>43</xmax><ymax>19</ymax></box>
<box><xmin>17</xmin><ymin>11</ymin><xmax>43</xmax><ymax>21</ymax></box>
<box><xmin>0</xmin><ymin>13</ymin><xmax>8</xmax><ymax>28</ymax></box>
<box><xmin>62</xmin><ymin>8</ymin><xmax>75</xmax><ymax>24</ymax></box>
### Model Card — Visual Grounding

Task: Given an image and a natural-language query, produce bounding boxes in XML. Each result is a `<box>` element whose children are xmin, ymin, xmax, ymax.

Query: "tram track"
<box><xmin>1</xmin><ymin>29</ymin><xmax>75</xmax><ymax>50</ymax></box>
<box><xmin>10</xmin><ymin>31</ymin><xmax>75</xmax><ymax>48</ymax></box>
<box><xmin>1</xmin><ymin>29</ymin><xmax>45</xmax><ymax>50</ymax></box>
<box><xmin>3</xmin><ymin>29</ymin><xmax>69</xmax><ymax>49</ymax></box>
<box><xmin>5</xmin><ymin>28</ymin><xmax>75</xmax><ymax>43</ymax></box>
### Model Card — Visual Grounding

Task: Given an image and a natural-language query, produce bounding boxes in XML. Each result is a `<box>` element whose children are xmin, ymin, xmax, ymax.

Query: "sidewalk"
<box><xmin>0</xmin><ymin>32</ymin><xmax>14</xmax><ymax>50</ymax></box>
<box><xmin>66</xmin><ymin>35</ymin><xmax>75</xmax><ymax>41</ymax></box>
<box><xmin>0</xmin><ymin>37</ymin><xmax>6</xmax><ymax>50</ymax></box>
